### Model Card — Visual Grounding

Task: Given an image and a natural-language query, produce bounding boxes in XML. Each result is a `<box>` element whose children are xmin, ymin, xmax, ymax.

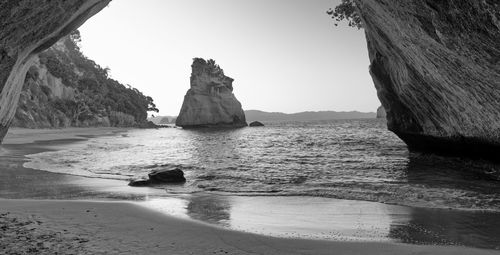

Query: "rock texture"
<box><xmin>356</xmin><ymin>0</ymin><xmax>500</xmax><ymax>159</ymax></box>
<box><xmin>0</xmin><ymin>0</ymin><xmax>111</xmax><ymax>142</ymax></box>
<box><xmin>12</xmin><ymin>56</ymin><xmax>75</xmax><ymax>128</ymax></box>
<box><xmin>376</xmin><ymin>106</ymin><xmax>386</xmax><ymax>119</ymax></box>
<box><xmin>176</xmin><ymin>58</ymin><xmax>247</xmax><ymax>128</ymax></box>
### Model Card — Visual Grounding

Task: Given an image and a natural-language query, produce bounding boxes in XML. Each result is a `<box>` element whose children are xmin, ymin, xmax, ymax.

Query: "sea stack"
<box><xmin>176</xmin><ymin>58</ymin><xmax>247</xmax><ymax>128</ymax></box>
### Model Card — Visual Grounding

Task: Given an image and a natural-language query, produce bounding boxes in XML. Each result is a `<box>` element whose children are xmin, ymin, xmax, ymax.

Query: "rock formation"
<box><xmin>355</xmin><ymin>0</ymin><xmax>500</xmax><ymax>159</ymax></box>
<box><xmin>376</xmin><ymin>106</ymin><xmax>386</xmax><ymax>119</ymax></box>
<box><xmin>176</xmin><ymin>58</ymin><xmax>247</xmax><ymax>128</ymax></box>
<box><xmin>129</xmin><ymin>168</ymin><xmax>186</xmax><ymax>187</ymax></box>
<box><xmin>249</xmin><ymin>121</ymin><xmax>265</xmax><ymax>127</ymax></box>
<box><xmin>0</xmin><ymin>0</ymin><xmax>111</xmax><ymax>142</ymax></box>
<box><xmin>11</xmin><ymin>34</ymin><xmax>155</xmax><ymax>129</ymax></box>
<box><xmin>1</xmin><ymin>1</ymin><xmax>500</xmax><ymax>161</ymax></box>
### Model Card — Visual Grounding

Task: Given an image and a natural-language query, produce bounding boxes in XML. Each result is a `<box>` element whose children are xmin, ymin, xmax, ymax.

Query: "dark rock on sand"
<box><xmin>129</xmin><ymin>168</ymin><xmax>186</xmax><ymax>187</ymax></box>
<box><xmin>148</xmin><ymin>168</ymin><xmax>186</xmax><ymax>183</ymax></box>
<box><xmin>249</xmin><ymin>121</ymin><xmax>265</xmax><ymax>127</ymax></box>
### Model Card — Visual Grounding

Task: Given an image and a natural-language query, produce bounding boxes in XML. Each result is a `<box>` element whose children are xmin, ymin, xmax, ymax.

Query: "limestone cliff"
<box><xmin>0</xmin><ymin>0</ymin><xmax>111</xmax><ymax>141</ymax></box>
<box><xmin>176</xmin><ymin>58</ymin><xmax>247</xmax><ymax>128</ymax></box>
<box><xmin>12</xmin><ymin>55</ymin><xmax>75</xmax><ymax>128</ymax></box>
<box><xmin>376</xmin><ymin>106</ymin><xmax>386</xmax><ymax>119</ymax></box>
<box><xmin>356</xmin><ymin>0</ymin><xmax>500</xmax><ymax>159</ymax></box>
<box><xmin>10</xmin><ymin>34</ymin><xmax>156</xmax><ymax>128</ymax></box>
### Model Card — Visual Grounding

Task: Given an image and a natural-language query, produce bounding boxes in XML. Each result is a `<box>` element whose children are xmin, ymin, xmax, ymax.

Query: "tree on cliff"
<box><xmin>33</xmin><ymin>31</ymin><xmax>159</xmax><ymax>126</ymax></box>
<box><xmin>146</xmin><ymin>96</ymin><xmax>159</xmax><ymax>113</ymax></box>
<box><xmin>327</xmin><ymin>0</ymin><xmax>362</xmax><ymax>29</ymax></box>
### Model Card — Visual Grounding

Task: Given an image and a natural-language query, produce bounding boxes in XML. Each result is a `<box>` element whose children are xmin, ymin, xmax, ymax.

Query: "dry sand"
<box><xmin>0</xmin><ymin>128</ymin><xmax>498</xmax><ymax>254</ymax></box>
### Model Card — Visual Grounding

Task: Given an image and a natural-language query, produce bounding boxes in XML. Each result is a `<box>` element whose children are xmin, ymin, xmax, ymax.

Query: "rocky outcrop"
<box><xmin>249</xmin><ymin>121</ymin><xmax>264</xmax><ymax>127</ymax></box>
<box><xmin>0</xmin><ymin>0</ymin><xmax>111</xmax><ymax>142</ymax></box>
<box><xmin>176</xmin><ymin>58</ymin><xmax>247</xmax><ymax>128</ymax></box>
<box><xmin>6</xmin><ymin>27</ymin><xmax>157</xmax><ymax>130</ymax></box>
<box><xmin>356</xmin><ymin>0</ymin><xmax>500</xmax><ymax>159</ymax></box>
<box><xmin>11</xmin><ymin>56</ymin><xmax>74</xmax><ymax>128</ymax></box>
<box><xmin>129</xmin><ymin>168</ymin><xmax>186</xmax><ymax>187</ymax></box>
<box><xmin>11</xmin><ymin>35</ymin><xmax>155</xmax><ymax>129</ymax></box>
<box><xmin>376</xmin><ymin>106</ymin><xmax>386</xmax><ymax>119</ymax></box>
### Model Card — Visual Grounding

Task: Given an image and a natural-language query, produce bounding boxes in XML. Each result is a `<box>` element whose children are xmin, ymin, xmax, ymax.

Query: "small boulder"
<box><xmin>148</xmin><ymin>168</ymin><xmax>186</xmax><ymax>183</ymax></box>
<box><xmin>249</xmin><ymin>121</ymin><xmax>264</xmax><ymax>127</ymax></box>
<box><xmin>129</xmin><ymin>168</ymin><xmax>186</xmax><ymax>187</ymax></box>
<box><xmin>128</xmin><ymin>179</ymin><xmax>151</xmax><ymax>187</ymax></box>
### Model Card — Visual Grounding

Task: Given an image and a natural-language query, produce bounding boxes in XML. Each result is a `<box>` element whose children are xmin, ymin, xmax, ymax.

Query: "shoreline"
<box><xmin>3</xmin><ymin>127</ymin><xmax>131</xmax><ymax>145</ymax></box>
<box><xmin>2</xmin><ymin>198</ymin><xmax>498</xmax><ymax>255</ymax></box>
<box><xmin>0</xmin><ymin>128</ymin><xmax>166</xmax><ymax>201</ymax></box>
<box><xmin>1</xmin><ymin>127</ymin><xmax>500</xmax><ymax>253</ymax></box>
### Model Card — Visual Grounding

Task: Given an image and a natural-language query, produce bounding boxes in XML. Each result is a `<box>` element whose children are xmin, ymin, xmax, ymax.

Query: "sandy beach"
<box><xmin>2</xmin><ymin>127</ymin><xmax>129</xmax><ymax>145</ymax></box>
<box><xmin>2</xmin><ymin>199</ymin><xmax>499</xmax><ymax>255</ymax></box>
<box><xmin>0</xmin><ymin>128</ymin><xmax>499</xmax><ymax>254</ymax></box>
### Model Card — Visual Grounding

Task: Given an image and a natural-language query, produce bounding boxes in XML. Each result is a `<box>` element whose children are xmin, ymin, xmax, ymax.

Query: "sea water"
<box><xmin>24</xmin><ymin>119</ymin><xmax>500</xmax><ymax>211</ymax></box>
<box><xmin>15</xmin><ymin>119</ymin><xmax>500</xmax><ymax>249</ymax></box>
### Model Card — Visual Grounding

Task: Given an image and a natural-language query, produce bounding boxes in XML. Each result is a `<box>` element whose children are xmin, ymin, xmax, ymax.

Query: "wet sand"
<box><xmin>142</xmin><ymin>195</ymin><xmax>500</xmax><ymax>249</ymax></box>
<box><xmin>0</xmin><ymin>128</ymin><xmax>162</xmax><ymax>200</ymax></box>
<box><xmin>1</xmin><ymin>128</ymin><xmax>499</xmax><ymax>254</ymax></box>
<box><xmin>2</xmin><ymin>199</ymin><xmax>499</xmax><ymax>255</ymax></box>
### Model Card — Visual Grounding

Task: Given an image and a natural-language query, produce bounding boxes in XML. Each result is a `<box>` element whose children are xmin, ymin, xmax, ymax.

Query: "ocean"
<box><xmin>24</xmin><ymin>119</ymin><xmax>500</xmax><ymax>211</ymax></box>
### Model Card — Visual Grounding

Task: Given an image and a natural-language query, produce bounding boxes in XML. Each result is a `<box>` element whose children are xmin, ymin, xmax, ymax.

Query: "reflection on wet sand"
<box><xmin>186</xmin><ymin>194</ymin><xmax>231</xmax><ymax>227</ymax></box>
<box><xmin>389</xmin><ymin>207</ymin><xmax>500</xmax><ymax>249</ymax></box>
<box><xmin>140</xmin><ymin>194</ymin><xmax>500</xmax><ymax>250</ymax></box>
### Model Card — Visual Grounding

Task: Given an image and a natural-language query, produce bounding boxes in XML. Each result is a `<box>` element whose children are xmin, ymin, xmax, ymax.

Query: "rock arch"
<box><xmin>1</xmin><ymin>0</ymin><xmax>499</xmax><ymax>160</ymax></box>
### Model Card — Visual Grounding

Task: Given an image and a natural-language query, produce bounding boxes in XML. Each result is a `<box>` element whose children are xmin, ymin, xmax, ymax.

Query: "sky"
<box><xmin>78</xmin><ymin>0</ymin><xmax>378</xmax><ymax>116</ymax></box>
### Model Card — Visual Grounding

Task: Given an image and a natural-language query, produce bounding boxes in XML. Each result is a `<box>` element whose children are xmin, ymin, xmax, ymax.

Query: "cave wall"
<box><xmin>356</xmin><ymin>0</ymin><xmax>500</xmax><ymax>159</ymax></box>
<box><xmin>0</xmin><ymin>0</ymin><xmax>111</xmax><ymax>142</ymax></box>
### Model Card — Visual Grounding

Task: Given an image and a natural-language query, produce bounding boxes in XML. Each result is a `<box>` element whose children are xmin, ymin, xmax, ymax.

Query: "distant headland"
<box><xmin>150</xmin><ymin>109</ymin><xmax>376</xmax><ymax>125</ymax></box>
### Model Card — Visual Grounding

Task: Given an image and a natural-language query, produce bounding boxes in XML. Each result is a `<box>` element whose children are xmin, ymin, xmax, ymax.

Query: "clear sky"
<box><xmin>78</xmin><ymin>0</ymin><xmax>379</xmax><ymax>116</ymax></box>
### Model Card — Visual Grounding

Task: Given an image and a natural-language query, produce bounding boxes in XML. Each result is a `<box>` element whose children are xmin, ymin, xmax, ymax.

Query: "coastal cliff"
<box><xmin>0</xmin><ymin>1</ymin><xmax>499</xmax><ymax>160</ymax></box>
<box><xmin>356</xmin><ymin>0</ymin><xmax>500</xmax><ymax>158</ymax></box>
<box><xmin>11</xmin><ymin>33</ymin><xmax>157</xmax><ymax>128</ymax></box>
<box><xmin>0</xmin><ymin>0</ymin><xmax>111</xmax><ymax>141</ymax></box>
<box><xmin>176</xmin><ymin>58</ymin><xmax>247</xmax><ymax>128</ymax></box>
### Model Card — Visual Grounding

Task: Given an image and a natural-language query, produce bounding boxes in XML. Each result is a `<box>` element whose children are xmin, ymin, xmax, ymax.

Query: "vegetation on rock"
<box><xmin>13</xmin><ymin>30</ymin><xmax>159</xmax><ymax>128</ymax></box>
<box><xmin>327</xmin><ymin>0</ymin><xmax>362</xmax><ymax>29</ymax></box>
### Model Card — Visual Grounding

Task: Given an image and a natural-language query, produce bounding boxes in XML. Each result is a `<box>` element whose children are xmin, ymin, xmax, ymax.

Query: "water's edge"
<box><xmin>1</xmin><ymin>125</ymin><xmax>500</xmax><ymax>249</ymax></box>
